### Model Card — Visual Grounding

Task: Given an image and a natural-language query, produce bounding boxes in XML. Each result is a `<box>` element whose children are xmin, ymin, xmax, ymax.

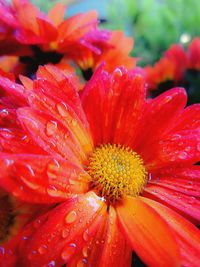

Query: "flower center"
<box><xmin>88</xmin><ymin>144</ymin><xmax>147</xmax><ymax>202</ymax></box>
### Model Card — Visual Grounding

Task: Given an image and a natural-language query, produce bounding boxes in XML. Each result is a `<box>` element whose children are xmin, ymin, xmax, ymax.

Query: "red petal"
<box><xmin>68</xmin><ymin>206</ymin><xmax>131</xmax><ymax>267</ymax></box>
<box><xmin>116</xmin><ymin>196</ymin><xmax>180</xmax><ymax>267</ymax></box>
<box><xmin>0</xmin><ymin>153</ymin><xmax>90</xmax><ymax>203</ymax></box>
<box><xmin>28</xmin><ymin>78</ymin><xmax>93</xmax><ymax>156</ymax></box>
<box><xmin>144</xmin><ymin>185</ymin><xmax>200</xmax><ymax>224</ymax></box>
<box><xmin>17</xmin><ymin>108</ymin><xmax>85</xmax><ymax>166</ymax></box>
<box><xmin>142</xmin><ymin>197</ymin><xmax>200</xmax><ymax>267</ymax></box>
<box><xmin>15</xmin><ymin>192</ymin><xmax>106</xmax><ymax>266</ymax></box>
<box><xmin>135</xmin><ymin>88</ymin><xmax>187</xmax><ymax>150</ymax></box>
<box><xmin>82</xmin><ymin>67</ymin><xmax>146</xmax><ymax>146</ymax></box>
<box><xmin>0</xmin><ymin>76</ymin><xmax>27</xmax><ymax>106</ymax></box>
<box><xmin>172</xmin><ymin>104</ymin><xmax>200</xmax><ymax>131</ymax></box>
<box><xmin>145</xmin><ymin>130</ymin><xmax>200</xmax><ymax>168</ymax></box>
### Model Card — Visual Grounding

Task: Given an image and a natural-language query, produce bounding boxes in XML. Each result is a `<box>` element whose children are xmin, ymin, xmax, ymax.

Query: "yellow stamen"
<box><xmin>88</xmin><ymin>144</ymin><xmax>147</xmax><ymax>201</ymax></box>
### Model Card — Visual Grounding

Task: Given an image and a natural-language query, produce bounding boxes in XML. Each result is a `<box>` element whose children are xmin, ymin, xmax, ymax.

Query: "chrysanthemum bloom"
<box><xmin>145</xmin><ymin>39</ymin><xmax>200</xmax><ymax>104</ymax></box>
<box><xmin>0</xmin><ymin>0</ymin><xmax>135</xmax><ymax>81</ymax></box>
<box><xmin>0</xmin><ymin>65</ymin><xmax>200</xmax><ymax>266</ymax></box>
<box><xmin>0</xmin><ymin>0</ymin><xmax>112</xmax><ymax>78</ymax></box>
<box><xmin>78</xmin><ymin>31</ymin><xmax>135</xmax><ymax>80</ymax></box>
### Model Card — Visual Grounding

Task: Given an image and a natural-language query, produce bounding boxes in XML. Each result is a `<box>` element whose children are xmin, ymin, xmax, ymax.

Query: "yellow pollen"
<box><xmin>88</xmin><ymin>144</ymin><xmax>148</xmax><ymax>201</ymax></box>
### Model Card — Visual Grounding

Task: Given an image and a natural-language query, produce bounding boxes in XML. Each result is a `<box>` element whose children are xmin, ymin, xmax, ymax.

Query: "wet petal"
<box><xmin>0</xmin><ymin>154</ymin><xmax>90</xmax><ymax>203</ymax></box>
<box><xmin>82</xmin><ymin>67</ymin><xmax>146</xmax><ymax>146</ymax></box>
<box><xmin>15</xmin><ymin>192</ymin><xmax>106</xmax><ymax>266</ymax></box>
<box><xmin>135</xmin><ymin>88</ymin><xmax>187</xmax><ymax>152</ymax></box>
<box><xmin>142</xmin><ymin>197</ymin><xmax>200</xmax><ymax>267</ymax></box>
<box><xmin>17</xmin><ymin>108</ymin><xmax>86</xmax><ymax>166</ymax></box>
<box><xmin>116</xmin><ymin>196</ymin><xmax>180</xmax><ymax>267</ymax></box>
<box><xmin>144</xmin><ymin>185</ymin><xmax>200</xmax><ymax>224</ymax></box>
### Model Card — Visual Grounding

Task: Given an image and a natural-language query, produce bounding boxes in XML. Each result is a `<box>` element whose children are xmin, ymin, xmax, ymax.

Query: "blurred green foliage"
<box><xmin>106</xmin><ymin>0</ymin><xmax>200</xmax><ymax>66</ymax></box>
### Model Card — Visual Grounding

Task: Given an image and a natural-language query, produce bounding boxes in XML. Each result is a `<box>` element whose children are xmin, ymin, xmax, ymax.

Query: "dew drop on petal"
<box><xmin>56</xmin><ymin>102</ymin><xmax>68</xmax><ymax>117</ymax></box>
<box><xmin>47</xmin><ymin>260</ymin><xmax>56</xmax><ymax>267</ymax></box>
<box><xmin>65</xmin><ymin>210</ymin><xmax>77</xmax><ymax>224</ymax></box>
<box><xmin>62</xmin><ymin>228</ymin><xmax>70</xmax><ymax>238</ymax></box>
<box><xmin>82</xmin><ymin>246</ymin><xmax>88</xmax><ymax>258</ymax></box>
<box><xmin>61</xmin><ymin>243</ymin><xmax>77</xmax><ymax>262</ymax></box>
<box><xmin>38</xmin><ymin>245</ymin><xmax>48</xmax><ymax>255</ymax></box>
<box><xmin>46</xmin><ymin>121</ymin><xmax>57</xmax><ymax>137</ymax></box>
<box><xmin>177</xmin><ymin>152</ymin><xmax>188</xmax><ymax>160</ymax></box>
<box><xmin>82</xmin><ymin>229</ymin><xmax>89</xmax><ymax>241</ymax></box>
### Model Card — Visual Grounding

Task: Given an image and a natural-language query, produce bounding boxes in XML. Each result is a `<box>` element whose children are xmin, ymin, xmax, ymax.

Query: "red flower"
<box><xmin>0</xmin><ymin>0</ymin><xmax>112</xmax><ymax>77</ymax></box>
<box><xmin>187</xmin><ymin>37</ymin><xmax>200</xmax><ymax>70</ymax></box>
<box><xmin>145</xmin><ymin>44</ymin><xmax>188</xmax><ymax>90</ymax></box>
<box><xmin>0</xmin><ymin>65</ymin><xmax>200</xmax><ymax>266</ymax></box>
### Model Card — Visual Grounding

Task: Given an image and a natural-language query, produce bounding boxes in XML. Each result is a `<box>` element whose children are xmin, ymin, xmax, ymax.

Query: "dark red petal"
<box><xmin>17</xmin><ymin>108</ymin><xmax>86</xmax><ymax>166</ymax></box>
<box><xmin>144</xmin><ymin>185</ymin><xmax>200</xmax><ymax>224</ymax></box>
<box><xmin>142</xmin><ymin>197</ymin><xmax>200</xmax><ymax>267</ymax></box>
<box><xmin>0</xmin><ymin>153</ymin><xmax>90</xmax><ymax>203</ymax></box>
<box><xmin>116</xmin><ymin>196</ymin><xmax>180</xmax><ymax>267</ymax></box>
<box><xmin>16</xmin><ymin>192</ymin><xmax>106</xmax><ymax>266</ymax></box>
<box><xmin>82</xmin><ymin>67</ymin><xmax>146</xmax><ymax>146</ymax></box>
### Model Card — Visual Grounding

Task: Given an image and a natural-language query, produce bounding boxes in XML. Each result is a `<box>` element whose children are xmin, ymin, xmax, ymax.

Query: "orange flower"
<box><xmin>0</xmin><ymin>66</ymin><xmax>199</xmax><ymax>266</ymax></box>
<box><xmin>78</xmin><ymin>31</ymin><xmax>135</xmax><ymax>79</ymax></box>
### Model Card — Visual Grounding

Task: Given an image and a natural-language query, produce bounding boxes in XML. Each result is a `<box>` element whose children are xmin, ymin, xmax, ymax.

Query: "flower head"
<box><xmin>0</xmin><ymin>66</ymin><xmax>200</xmax><ymax>266</ymax></box>
<box><xmin>145</xmin><ymin>38</ymin><xmax>200</xmax><ymax>104</ymax></box>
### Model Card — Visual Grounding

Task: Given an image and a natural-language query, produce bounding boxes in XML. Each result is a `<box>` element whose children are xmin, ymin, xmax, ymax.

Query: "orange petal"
<box><xmin>144</xmin><ymin>185</ymin><xmax>200</xmax><ymax>224</ymax></box>
<box><xmin>97</xmin><ymin>206</ymin><xmax>132</xmax><ymax>267</ymax></box>
<box><xmin>142</xmin><ymin>197</ymin><xmax>200</xmax><ymax>267</ymax></box>
<box><xmin>116</xmin><ymin>196</ymin><xmax>181</xmax><ymax>267</ymax></box>
<box><xmin>48</xmin><ymin>3</ymin><xmax>66</xmax><ymax>26</ymax></box>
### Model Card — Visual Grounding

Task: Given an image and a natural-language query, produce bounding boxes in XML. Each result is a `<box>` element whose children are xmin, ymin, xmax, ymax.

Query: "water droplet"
<box><xmin>38</xmin><ymin>245</ymin><xmax>48</xmax><ymax>254</ymax></box>
<box><xmin>61</xmin><ymin>243</ymin><xmax>77</xmax><ymax>262</ymax></box>
<box><xmin>46</xmin><ymin>121</ymin><xmax>57</xmax><ymax>136</ymax></box>
<box><xmin>82</xmin><ymin>246</ymin><xmax>88</xmax><ymax>257</ymax></box>
<box><xmin>178</xmin><ymin>152</ymin><xmax>188</xmax><ymax>160</ymax></box>
<box><xmin>56</xmin><ymin>102</ymin><xmax>68</xmax><ymax>117</ymax></box>
<box><xmin>47</xmin><ymin>186</ymin><xmax>59</xmax><ymax>197</ymax></box>
<box><xmin>47</xmin><ymin>260</ymin><xmax>56</xmax><ymax>267</ymax></box>
<box><xmin>83</xmin><ymin>229</ymin><xmax>89</xmax><ymax>241</ymax></box>
<box><xmin>65</xmin><ymin>210</ymin><xmax>77</xmax><ymax>224</ymax></box>
<box><xmin>33</xmin><ymin>219</ymin><xmax>42</xmax><ymax>228</ymax></box>
<box><xmin>62</xmin><ymin>228</ymin><xmax>70</xmax><ymax>238</ymax></box>
<box><xmin>0</xmin><ymin>247</ymin><xmax>5</xmax><ymax>255</ymax></box>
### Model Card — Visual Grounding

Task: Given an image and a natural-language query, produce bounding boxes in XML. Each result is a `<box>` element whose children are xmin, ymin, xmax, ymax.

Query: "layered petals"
<box><xmin>0</xmin><ymin>192</ymin><xmax>107</xmax><ymax>266</ymax></box>
<box><xmin>82</xmin><ymin>67</ymin><xmax>146</xmax><ymax>147</ymax></box>
<box><xmin>142</xmin><ymin>198</ymin><xmax>200</xmax><ymax>267</ymax></box>
<box><xmin>116</xmin><ymin>196</ymin><xmax>180</xmax><ymax>267</ymax></box>
<box><xmin>0</xmin><ymin>154</ymin><xmax>90</xmax><ymax>203</ymax></box>
<box><xmin>144</xmin><ymin>185</ymin><xmax>200</xmax><ymax>224</ymax></box>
